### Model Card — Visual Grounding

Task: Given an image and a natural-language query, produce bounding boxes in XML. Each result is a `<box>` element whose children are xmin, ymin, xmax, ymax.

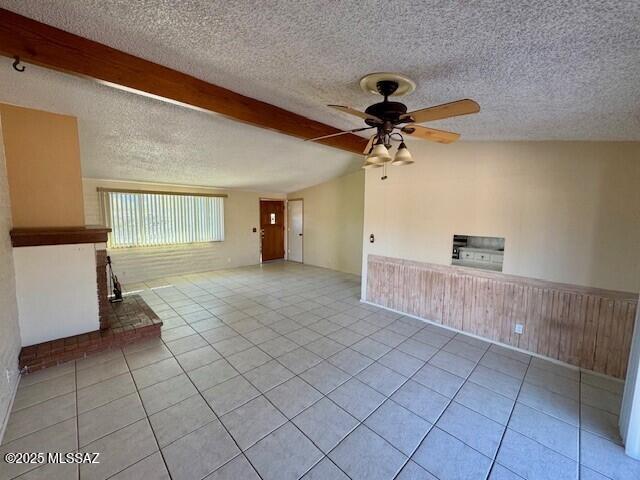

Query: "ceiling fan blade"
<box><xmin>363</xmin><ymin>134</ymin><xmax>376</xmax><ymax>154</ymax></box>
<box><xmin>306</xmin><ymin>126</ymin><xmax>374</xmax><ymax>142</ymax></box>
<box><xmin>402</xmin><ymin>125</ymin><xmax>460</xmax><ymax>144</ymax></box>
<box><xmin>401</xmin><ymin>99</ymin><xmax>480</xmax><ymax>123</ymax></box>
<box><xmin>328</xmin><ymin>105</ymin><xmax>382</xmax><ymax>123</ymax></box>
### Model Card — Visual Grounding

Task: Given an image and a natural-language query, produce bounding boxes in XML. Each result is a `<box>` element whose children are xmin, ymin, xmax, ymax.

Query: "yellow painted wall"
<box><xmin>362</xmin><ymin>141</ymin><xmax>640</xmax><ymax>293</ymax></box>
<box><xmin>289</xmin><ymin>170</ymin><xmax>364</xmax><ymax>276</ymax></box>
<box><xmin>0</xmin><ymin>104</ymin><xmax>85</xmax><ymax>228</ymax></box>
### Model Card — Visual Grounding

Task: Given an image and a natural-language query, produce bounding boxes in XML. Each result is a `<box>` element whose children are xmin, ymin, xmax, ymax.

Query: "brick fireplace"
<box><xmin>11</xmin><ymin>226</ymin><xmax>163</xmax><ymax>372</ymax></box>
<box><xmin>95</xmin><ymin>248</ymin><xmax>110</xmax><ymax>330</ymax></box>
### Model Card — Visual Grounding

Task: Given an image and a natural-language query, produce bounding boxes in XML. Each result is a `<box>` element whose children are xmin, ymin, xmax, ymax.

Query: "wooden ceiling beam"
<box><xmin>0</xmin><ymin>8</ymin><xmax>367</xmax><ymax>154</ymax></box>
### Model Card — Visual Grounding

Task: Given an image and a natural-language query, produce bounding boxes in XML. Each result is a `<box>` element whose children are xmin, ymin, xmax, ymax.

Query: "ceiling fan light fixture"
<box><xmin>367</xmin><ymin>140</ymin><xmax>392</xmax><ymax>164</ymax></box>
<box><xmin>362</xmin><ymin>160</ymin><xmax>382</xmax><ymax>169</ymax></box>
<box><xmin>391</xmin><ymin>142</ymin><xmax>414</xmax><ymax>165</ymax></box>
<box><xmin>359</xmin><ymin>72</ymin><xmax>416</xmax><ymax>97</ymax></box>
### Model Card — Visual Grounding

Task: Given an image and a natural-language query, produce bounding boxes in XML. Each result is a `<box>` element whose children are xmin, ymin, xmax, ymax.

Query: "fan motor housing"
<box><xmin>364</xmin><ymin>101</ymin><xmax>408</xmax><ymax>126</ymax></box>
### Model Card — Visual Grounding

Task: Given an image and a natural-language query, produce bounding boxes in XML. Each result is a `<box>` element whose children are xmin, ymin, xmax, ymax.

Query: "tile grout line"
<box><xmin>4</xmin><ymin>377</ymin><xmax>79</xmax><ymax>478</ymax></box>
<box><xmin>176</xmin><ymin>323</ymin><xmax>361</xmax><ymax>479</ymax></box>
<box><xmin>103</xmin><ymin>450</ymin><xmax>164</xmax><ymax>480</ymax></box>
<box><xmin>74</xmin><ymin>361</ymin><xmax>80</xmax><ymax>480</ymax></box>
<box><xmin>147</xmin><ymin>286</ymin><xmax>538</xmax><ymax>478</ymax></box>
<box><xmin>578</xmin><ymin>370</ymin><xmax>582</xmax><ymax>480</ymax></box>
<box><xmin>9</xmin><ymin>265</ymin><xmax>626</xmax><ymax>479</ymax></box>
<box><xmin>160</xmin><ymin>286</ymin><xmax>413</xmax><ymax>479</ymax></box>
<box><xmin>389</xmin><ymin>337</ymin><xmax>497</xmax><ymax>480</ymax></box>
<box><xmin>10</xmin><ymin>336</ymin><xmax>526</xmax><ymax>480</ymax></box>
<box><xmin>119</xmin><ymin>349</ymin><xmax>174</xmax><ymax>480</ymax></box>
<box><xmin>10</xmin><ymin>385</ymin><xmax>78</xmax><ymax>416</ymax></box>
<box><xmin>59</xmin><ymin>373</ymin><xmax>218</xmax><ymax>475</ymax></box>
<box><xmin>7</xmin><ymin>361</ymin><xmax>81</xmax><ymax>479</ymax></box>
<box><xmin>335</xmin><ymin>336</ymin><xmax>470</xmax><ymax>480</ymax></box>
<box><xmin>485</xmin><ymin>351</ymin><xmax>532</xmax><ymax>480</ymax></box>
<box><xmin>231</xmin><ymin>319</ymin><xmax>423</xmax><ymax>480</ymax></box>
<box><xmin>155</xmin><ymin>336</ymin><xmax>269</xmax><ymax>480</ymax></box>
<box><xmin>287</xmin><ymin>329</ymin><xmax>523</xmax><ymax>478</ymax></box>
<box><xmin>74</xmin><ymin>390</ymin><xmax>165</xmax><ymax>451</ymax></box>
<box><xmin>233</xmin><ymin>371</ymin><xmax>349</xmax><ymax>480</ymax></box>
<box><xmin>354</xmin><ymin>330</ymin><xmax>593</xmax><ymax>465</ymax></box>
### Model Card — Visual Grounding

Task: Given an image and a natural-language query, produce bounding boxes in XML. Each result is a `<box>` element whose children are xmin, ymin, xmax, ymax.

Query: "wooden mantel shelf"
<box><xmin>10</xmin><ymin>225</ymin><xmax>111</xmax><ymax>247</ymax></box>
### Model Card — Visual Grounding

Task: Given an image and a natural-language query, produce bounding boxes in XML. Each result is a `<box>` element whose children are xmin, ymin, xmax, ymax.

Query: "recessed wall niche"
<box><xmin>452</xmin><ymin>235</ymin><xmax>505</xmax><ymax>272</ymax></box>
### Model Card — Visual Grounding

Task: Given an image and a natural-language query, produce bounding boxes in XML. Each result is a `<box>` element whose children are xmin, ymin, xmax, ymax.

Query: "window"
<box><xmin>103</xmin><ymin>190</ymin><xmax>225</xmax><ymax>248</ymax></box>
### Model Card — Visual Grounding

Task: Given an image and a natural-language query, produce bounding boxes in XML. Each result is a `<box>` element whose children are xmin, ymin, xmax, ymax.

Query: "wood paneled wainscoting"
<box><xmin>366</xmin><ymin>255</ymin><xmax>638</xmax><ymax>379</ymax></box>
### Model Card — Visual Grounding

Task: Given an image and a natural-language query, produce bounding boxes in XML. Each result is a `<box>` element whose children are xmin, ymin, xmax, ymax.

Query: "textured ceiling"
<box><xmin>0</xmin><ymin>58</ymin><xmax>358</xmax><ymax>192</ymax></box>
<box><xmin>1</xmin><ymin>0</ymin><xmax>639</xmax><ymax>142</ymax></box>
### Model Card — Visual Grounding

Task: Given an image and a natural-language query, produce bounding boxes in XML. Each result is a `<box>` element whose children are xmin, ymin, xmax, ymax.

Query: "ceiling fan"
<box><xmin>308</xmin><ymin>73</ymin><xmax>480</xmax><ymax>169</ymax></box>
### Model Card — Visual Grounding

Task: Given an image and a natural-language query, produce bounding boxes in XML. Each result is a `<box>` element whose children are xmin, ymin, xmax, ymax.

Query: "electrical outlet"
<box><xmin>514</xmin><ymin>323</ymin><xmax>524</xmax><ymax>334</ymax></box>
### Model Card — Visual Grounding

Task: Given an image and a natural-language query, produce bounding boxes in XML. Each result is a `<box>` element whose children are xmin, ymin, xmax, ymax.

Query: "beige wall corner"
<box><xmin>288</xmin><ymin>170</ymin><xmax>364</xmax><ymax>276</ymax></box>
<box><xmin>0</xmin><ymin>103</ymin><xmax>85</xmax><ymax>228</ymax></box>
<box><xmin>0</xmin><ymin>115</ymin><xmax>21</xmax><ymax>441</ymax></box>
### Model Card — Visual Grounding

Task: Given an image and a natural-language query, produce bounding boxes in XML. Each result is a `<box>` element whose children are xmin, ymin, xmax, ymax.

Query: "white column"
<box><xmin>620</xmin><ymin>296</ymin><xmax>640</xmax><ymax>459</ymax></box>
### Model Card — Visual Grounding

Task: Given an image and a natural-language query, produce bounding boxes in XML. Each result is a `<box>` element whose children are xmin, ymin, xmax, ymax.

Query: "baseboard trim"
<box><xmin>360</xmin><ymin>297</ymin><xmax>625</xmax><ymax>383</ymax></box>
<box><xmin>0</xmin><ymin>368</ymin><xmax>21</xmax><ymax>444</ymax></box>
<box><xmin>364</xmin><ymin>255</ymin><xmax>636</xmax><ymax>379</ymax></box>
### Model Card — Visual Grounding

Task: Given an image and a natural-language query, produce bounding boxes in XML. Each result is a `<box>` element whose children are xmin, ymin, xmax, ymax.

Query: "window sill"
<box><xmin>108</xmin><ymin>240</ymin><xmax>224</xmax><ymax>252</ymax></box>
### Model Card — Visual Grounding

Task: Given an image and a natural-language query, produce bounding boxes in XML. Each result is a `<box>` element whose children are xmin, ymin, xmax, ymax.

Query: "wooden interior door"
<box><xmin>260</xmin><ymin>200</ymin><xmax>285</xmax><ymax>261</ymax></box>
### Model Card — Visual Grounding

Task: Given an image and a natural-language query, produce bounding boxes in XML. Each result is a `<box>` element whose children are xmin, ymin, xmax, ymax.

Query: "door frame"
<box><xmin>259</xmin><ymin>198</ymin><xmax>286</xmax><ymax>263</ymax></box>
<box><xmin>287</xmin><ymin>198</ymin><xmax>304</xmax><ymax>264</ymax></box>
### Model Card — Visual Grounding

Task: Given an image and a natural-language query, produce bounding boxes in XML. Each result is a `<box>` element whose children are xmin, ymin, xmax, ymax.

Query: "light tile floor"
<box><xmin>2</xmin><ymin>262</ymin><xmax>639</xmax><ymax>480</ymax></box>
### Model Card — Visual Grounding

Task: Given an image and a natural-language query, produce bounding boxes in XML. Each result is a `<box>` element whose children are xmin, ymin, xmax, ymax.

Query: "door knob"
<box><xmin>298</xmin><ymin>233</ymin><xmax>303</xmax><ymax>236</ymax></box>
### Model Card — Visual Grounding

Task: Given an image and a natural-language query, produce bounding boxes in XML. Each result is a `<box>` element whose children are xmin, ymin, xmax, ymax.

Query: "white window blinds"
<box><xmin>105</xmin><ymin>191</ymin><xmax>224</xmax><ymax>248</ymax></box>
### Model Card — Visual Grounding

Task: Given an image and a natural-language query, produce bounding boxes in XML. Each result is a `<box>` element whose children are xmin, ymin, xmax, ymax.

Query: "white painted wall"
<box><xmin>13</xmin><ymin>244</ymin><xmax>100</xmax><ymax>346</ymax></box>
<box><xmin>361</xmin><ymin>141</ymin><xmax>640</xmax><ymax>295</ymax></box>
<box><xmin>0</xmin><ymin>117</ymin><xmax>21</xmax><ymax>442</ymax></box>
<box><xmin>621</xmin><ymin>298</ymin><xmax>640</xmax><ymax>459</ymax></box>
<box><xmin>83</xmin><ymin>178</ymin><xmax>285</xmax><ymax>284</ymax></box>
